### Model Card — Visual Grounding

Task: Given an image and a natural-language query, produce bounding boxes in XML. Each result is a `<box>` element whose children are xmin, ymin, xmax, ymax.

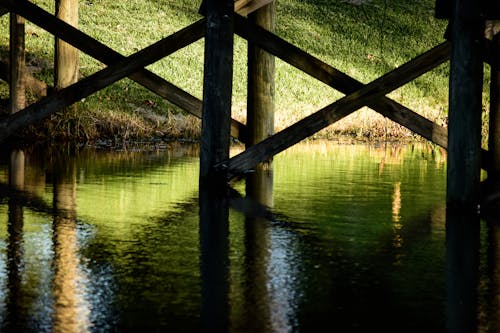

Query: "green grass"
<box><xmin>0</xmin><ymin>0</ymin><xmax>491</xmax><ymax>143</ymax></box>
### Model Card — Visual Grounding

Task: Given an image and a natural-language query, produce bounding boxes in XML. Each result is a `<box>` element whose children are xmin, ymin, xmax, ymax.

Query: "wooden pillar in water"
<box><xmin>246</xmin><ymin>0</ymin><xmax>275</xmax><ymax>155</ymax></box>
<box><xmin>9</xmin><ymin>12</ymin><xmax>26</xmax><ymax>113</ymax></box>
<box><xmin>55</xmin><ymin>0</ymin><xmax>79</xmax><ymax>89</ymax></box>
<box><xmin>199</xmin><ymin>1</ymin><xmax>234</xmax><ymax>331</ymax></box>
<box><xmin>200</xmin><ymin>0</ymin><xmax>234</xmax><ymax>182</ymax></box>
<box><xmin>446</xmin><ymin>0</ymin><xmax>484</xmax><ymax>209</ymax></box>
<box><xmin>490</xmin><ymin>32</ymin><xmax>500</xmax><ymax>175</ymax></box>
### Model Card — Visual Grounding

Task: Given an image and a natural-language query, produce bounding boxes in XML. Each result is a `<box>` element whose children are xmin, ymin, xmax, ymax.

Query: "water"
<box><xmin>0</xmin><ymin>141</ymin><xmax>497</xmax><ymax>332</ymax></box>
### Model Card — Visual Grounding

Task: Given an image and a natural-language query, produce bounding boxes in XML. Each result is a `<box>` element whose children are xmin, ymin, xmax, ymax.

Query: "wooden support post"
<box><xmin>446</xmin><ymin>0</ymin><xmax>485</xmax><ymax>209</ymax></box>
<box><xmin>490</xmin><ymin>32</ymin><xmax>500</xmax><ymax>175</ymax></box>
<box><xmin>247</xmin><ymin>1</ymin><xmax>275</xmax><ymax>162</ymax></box>
<box><xmin>55</xmin><ymin>0</ymin><xmax>79</xmax><ymax>89</ymax></box>
<box><xmin>199</xmin><ymin>0</ymin><xmax>234</xmax><ymax>182</ymax></box>
<box><xmin>9</xmin><ymin>13</ymin><xmax>26</xmax><ymax>113</ymax></box>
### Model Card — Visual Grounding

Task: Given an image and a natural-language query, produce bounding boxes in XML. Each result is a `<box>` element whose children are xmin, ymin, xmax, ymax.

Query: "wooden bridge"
<box><xmin>0</xmin><ymin>0</ymin><xmax>499</xmax><ymax>212</ymax></box>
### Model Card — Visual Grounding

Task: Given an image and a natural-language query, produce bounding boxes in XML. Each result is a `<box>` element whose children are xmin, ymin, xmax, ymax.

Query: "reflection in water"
<box><xmin>0</xmin><ymin>142</ymin><xmax>497</xmax><ymax>331</ymax></box>
<box><xmin>446</xmin><ymin>210</ymin><xmax>480</xmax><ymax>333</ymax></box>
<box><xmin>493</xmin><ymin>223</ymin><xmax>500</xmax><ymax>333</ymax></box>
<box><xmin>199</xmin><ymin>183</ymin><xmax>230</xmax><ymax>333</ymax></box>
<box><xmin>52</xmin><ymin>160</ymin><xmax>90</xmax><ymax>333</ymax></box>
<box><xmin>6</xmin><ymin>149</ymin><xmax>25</xmax><ymax>332</ymax></box>
<box><xmin>392</xmin><ymin>182</ymin><xmax>403</xmax><ymax>265</ymax></box>
<box><xmin>480</xmin><ymin>219</ymin><xmax>500</xmax><ymax>333</ymax></box>
<box><xmin>235</xmin><ymin>166</ymin><xmax>274</xmax><ymax>332</ymax></box>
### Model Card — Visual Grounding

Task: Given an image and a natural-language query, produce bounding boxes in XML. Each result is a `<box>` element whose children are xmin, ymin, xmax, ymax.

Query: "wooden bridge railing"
<box><xmin>0</xmin><ymin>0</ymin><xmax>247</xmax><ymax>140</ymax></box>
<box><xmin>215</xmin><ymin>41</ymin><xmax>452</xmax><ymax>176</ymax></box>
<box><xmin>0</xmin><ymin>0</ymin><xmax>452</xmax><ymax>152</ymax></box>
<box><xmin>1</xmin><ymin>1</ymin><xmax>495</xmax><ymax>179</ymax></box>
<box><xmin>0</xmin><ymin>0</ymin><xmax>455</xmax><ymax>149</ymax></box>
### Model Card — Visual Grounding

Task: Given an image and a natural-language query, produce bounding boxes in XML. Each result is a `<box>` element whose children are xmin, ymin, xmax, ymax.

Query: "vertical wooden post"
<box><xmin>55</xmin><ymin>0</ymin><xmax>79</xmax><ymax>90</ymax></box>
<box><xmin>490</xmin><ymin>32</ymin><xmax>500</xmax><ymax>175</ymax></box>
<box><xmin>247</xmin><ymin>1</ymin><xmax>275</xmax><ymax>157</ymax></box>
<box><xmin>200</xmin><ymin>0</ymin><xmax>234</xmax><ymax>182</ymax></box>
<box><xmin>9</xmin><ymin>13</ymin><xmax>26</xmax><ymax>113</ymax></box>
<box><xmin>446</xmin><ymin>0</ymin><xmax>484</xmax><ymax>209</ymax></box>
<box><xmin>199</xmin><ymin>1</ymin><xmax>233</xmax><ymax>330</ymax></box>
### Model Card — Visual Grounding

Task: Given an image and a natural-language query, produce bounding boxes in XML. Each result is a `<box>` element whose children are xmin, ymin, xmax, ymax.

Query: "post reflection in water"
<box><xmin>51</xmin><ymin>157</ymin><xmax>90</xmax><ymax>333</ymax></box>
<box><xmin>1</xmin><ymin>142</ymin><xmax>500</xmax><ymax>331</ymax></box>
<box><xmin>446</xmin><ymin>209</ymin><xmax>480</xmax><ymax>333</ymax></box>
<box><xmin>493</xmin><ymin>221</ymin><xmax>500</xmax><ymax>333</ymax></box>
<box><xmin>6</xmin><ymin>149</ymin><xmax>25</xmax><ymax>332</ymax></box>
<box><xmin>238</xmin><ymin>165</ymin><xmax>274</xmax><ymax>332</ymax></box>
<box><xmin>483</xmin><ymin>217</ymin><xmax>500</xmax><ymax>333</ymax></box>
<box><xmin>199</xmin><ymin>182</ymin><xmax>230</xmax><ymax>333</ymax></box>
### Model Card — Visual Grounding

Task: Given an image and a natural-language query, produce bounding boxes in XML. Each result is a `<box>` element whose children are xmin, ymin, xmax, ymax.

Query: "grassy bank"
<box><xmin>0</xmin><ymin>0</ymin><xmax>491</xmax><ymax>143</ymax></box>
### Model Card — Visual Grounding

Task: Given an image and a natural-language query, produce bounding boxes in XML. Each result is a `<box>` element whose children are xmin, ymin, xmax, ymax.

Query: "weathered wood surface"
<box><xmin>247</xmin><ymin>2</ymin><xmax>275</xmax><ymax>158</ymax></box>
<box><xmin>446</xmin><ymin>0</ymin><xmax>484</xmax><ymax>209</ymax></box>
<box><xmin>235</xmin><ymin>14</ymin><xmax>450</xmax><ymax>148</ymax></box>
<box><xmin>235</xmin><ymin>0</ymin><xmax>273</xmax><ymax>16</ymax></box>
<box><xmin>9</xmin><ymin>13</ymin><xmax>26</xmax><ymax>113</ymax></box>
<box><xmin>217</xmin><ymin>42</ymin><xmax>451</xmax><ymax>177</ymax></box>
<box><xmin>200</xmin><ymin>0</ymin><xmax>234</xmax><ymax>181</ymax></box>
<box><xmin>2</xmin><ymin>0</ymin><xmax>246</xmax><ymax>141</ymax></box>
<box><xmin>0</xmin><ymin>19</ymin><xmax>205</xmax><ymax>142</ymax></box>
<box><xmin>200</xmin><ymin>0</ymin><xmax>273</xmax><ymax>16</ymax></box>
<box><xmin>55</xmin><ymin>0</ymin><xmax>79</xmax><ymax>89</ymax></box>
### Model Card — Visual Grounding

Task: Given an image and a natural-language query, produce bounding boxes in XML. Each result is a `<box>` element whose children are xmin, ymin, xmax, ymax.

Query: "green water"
<box><xmin>0</xmin><ymin>141</ymin><xmax>497</xmax><ymax>332</ymax></box>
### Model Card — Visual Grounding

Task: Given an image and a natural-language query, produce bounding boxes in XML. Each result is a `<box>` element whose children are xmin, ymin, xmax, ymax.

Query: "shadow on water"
<box><xmin>0</xmin><ymin>143</ymin><xmax>498</xmax><ymax>332</ymax></box>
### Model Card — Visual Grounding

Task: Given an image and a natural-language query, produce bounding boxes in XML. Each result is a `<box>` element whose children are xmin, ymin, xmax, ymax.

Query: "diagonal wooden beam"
<box><xmin>0</xmin><ymin>19</ymin><xmax>205</xmax><ymax>142</ymax></box>
<box><xmin>217</xmin><ymin>42</ymin><xmax>451</xmax><ymax>177</ymax></box>
<box><xmin>1</xmin><ymin>0</ymin><xmax>247</xmax><ymax>141</ymax></box>
<box><xmin>234</xmin><ymin>14</ymin><xmax>449</xmax><ymax>148</ymax></box>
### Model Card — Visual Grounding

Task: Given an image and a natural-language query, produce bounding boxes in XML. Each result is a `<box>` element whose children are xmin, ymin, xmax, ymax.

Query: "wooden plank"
<box><xmin>246</xmin><ymin>2</ymin><xmax>275</xmax><ymax>160</ymax></box>
<box><xmin>9</xmin><ymin>13</ymin><xmax>26</xmax><ymax>113</ymax></box>
<box><xmin>199</xmin><ymin>0</ymin><xmax>273</xmax><ymax>16</ymax></box>
<box><xmin>200</xmin><ymin>0</ymin><xmax>234</xmax><ymax>181</ymax></box>
<box><xmin>235</xmin><ymin>0</ymin><xmax>273</xmax><ymax>16</ymax></box>
<box><xmin>3</xmin><ymin>0</ymin><xmax>246</xmax><ymax>141</ymax></box>
<box><xmin>217</xmin><ymin>42</ymin><xmax>451</xmax><ymax>177</ymax></box>
<box><xmin>446</xmin><ymin>0</ymin><xmax>484</xmax><ymax>209</ymax></box>
<box><xmin>234</xmin><ymin>14</ymin><xmax>449</xmax><ymax>148</ymax></box>
<box><xmin>0</xmin><ymin>19</ymin><xmax>206</xmax><ymax>143</ymax></box>
<box><xmin>55</xmin><ymin>0</ymin><xmax>79</xmax><ymax>89</ymax></box>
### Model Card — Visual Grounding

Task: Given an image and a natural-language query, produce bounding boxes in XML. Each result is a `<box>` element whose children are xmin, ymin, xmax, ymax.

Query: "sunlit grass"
<box><xmin>1</xmin><ymin>0</ymin><xmax>487</xmax><ymax>143</ymax></box>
